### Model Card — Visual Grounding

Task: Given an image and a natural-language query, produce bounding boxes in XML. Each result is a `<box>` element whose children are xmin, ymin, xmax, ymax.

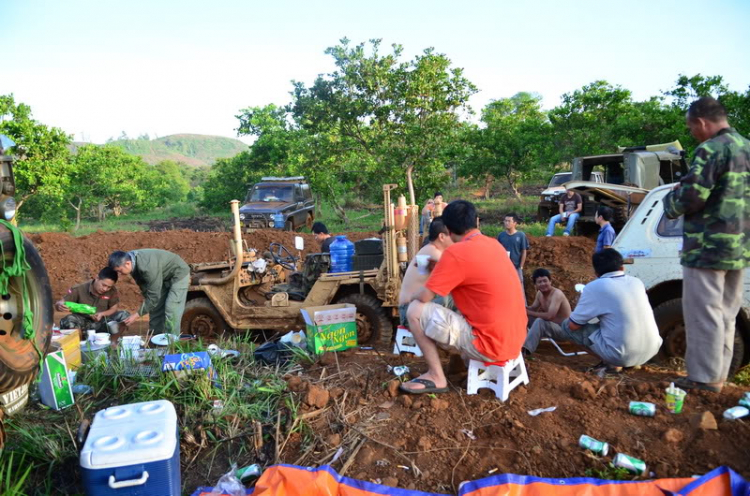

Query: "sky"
<box><xmin>2</xmin><ymin>0</ymin><xmax>749</xmax><ymax>145</ymax></box>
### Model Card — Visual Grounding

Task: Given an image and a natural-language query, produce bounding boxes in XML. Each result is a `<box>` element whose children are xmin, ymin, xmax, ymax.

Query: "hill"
<box><xmin>97</xmin><ymin>134</ymin><xmax>248</xmax><ymax>167</ymax></box>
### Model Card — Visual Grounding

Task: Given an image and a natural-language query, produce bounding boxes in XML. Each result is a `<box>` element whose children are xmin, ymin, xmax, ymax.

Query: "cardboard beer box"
<box><xmin>39</xmin><ymin>350</ymin><xmax>75</xmax><ymax>410</ymax></box>
<box><xmin>300</xmin><ymin>304</ymin><xmax>358</xmax><ymax>354</ymax></box>
<box><xmin>162</xmin><ymin>351</ymin><xmax>215</xmax><ymax>381</ymax></box>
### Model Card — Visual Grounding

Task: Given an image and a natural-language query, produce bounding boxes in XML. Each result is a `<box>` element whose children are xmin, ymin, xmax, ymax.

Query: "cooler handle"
<box><xmin>108</xmin><ymin>471</ymin><xmax>149</xmax><ymax>489</ymax></box>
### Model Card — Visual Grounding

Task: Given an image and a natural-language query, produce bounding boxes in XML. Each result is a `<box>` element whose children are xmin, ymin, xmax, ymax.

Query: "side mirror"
<box><xmin>295</xmin><ymin>236</ymin><xmax>304</xmax><ymax>251</ymax></box>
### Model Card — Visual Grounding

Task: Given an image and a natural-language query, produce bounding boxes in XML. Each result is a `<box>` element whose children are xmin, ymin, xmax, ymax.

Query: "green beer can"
<box><xmin>578</xmin><ymin>435</ymin><xmax>609</xmax><ymax>456</ymax></box>
<box><xmin>629</xmin><ymin>401</ymin><xmax>656</xmax><ymax>417</ymax></box>
<box><xmin>613</xmin><ymin>453</ymin><xmax>647</xmax><ymax>475</ymax></box>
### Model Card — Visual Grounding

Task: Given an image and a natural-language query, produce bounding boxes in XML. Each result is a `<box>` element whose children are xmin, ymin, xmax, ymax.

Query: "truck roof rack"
<box><xmin>260</xmin><ymin>176</ymin><xmax>306</xmax><ymax>182</ymax></box>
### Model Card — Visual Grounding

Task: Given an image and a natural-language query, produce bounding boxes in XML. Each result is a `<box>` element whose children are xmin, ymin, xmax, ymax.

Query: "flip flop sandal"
<box><xmin>399</xmin><ymin>378</ymin><xmax>450</xmax><ymax>395</ymax></box>
<box><xmin>675</xmin><ymin>377</ymin><xmax>722</xmax><ymax>393</ymax></box>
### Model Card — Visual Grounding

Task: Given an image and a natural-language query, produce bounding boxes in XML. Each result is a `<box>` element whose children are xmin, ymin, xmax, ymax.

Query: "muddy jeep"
<box><xmin>239</xmin><ymin>176</ymin><xmax>314</xmax><ymax>231</ymax></box>
<box><xmin>613</xmin><ymin>184</ymin><xmax>749</xmax><ymax>372</ymax></box>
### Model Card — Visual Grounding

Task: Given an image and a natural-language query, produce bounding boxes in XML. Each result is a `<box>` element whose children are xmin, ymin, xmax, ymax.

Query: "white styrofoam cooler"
<box><xmin>80</xmin><ymin>400</ymin><xmax>180</xmax><ymax>495</ymax></box>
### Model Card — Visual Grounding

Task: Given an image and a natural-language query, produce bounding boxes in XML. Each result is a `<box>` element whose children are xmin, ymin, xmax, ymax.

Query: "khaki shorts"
<box><xmin>418</xmin><ymin>302</ymin><xmax>492</xmax><ymax>362</ymax></box>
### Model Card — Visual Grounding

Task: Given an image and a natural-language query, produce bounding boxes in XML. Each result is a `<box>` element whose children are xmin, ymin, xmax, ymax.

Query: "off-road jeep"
<box><xmin>238</xmin><ymin>176</ymin><xmax>315</xmax><ymax>231</ymax></box>
<box><xmin>613</xmin><ymin>184</ymin><xmax>749</xmax><ymax>372</ymax></box>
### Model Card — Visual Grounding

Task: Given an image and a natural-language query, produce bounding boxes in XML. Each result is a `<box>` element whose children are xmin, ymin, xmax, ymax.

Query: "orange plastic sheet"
<box><xmin>227</xmin><ymin>464</ymin><xmax>749</xmax><ymax>496</ymax></box>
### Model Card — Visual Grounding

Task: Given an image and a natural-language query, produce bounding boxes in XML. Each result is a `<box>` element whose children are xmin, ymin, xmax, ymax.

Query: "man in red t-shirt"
<box><xmin>400</xmin><ymin>200</ymin><xmax>528</xmax><ymax>394</ymax></box>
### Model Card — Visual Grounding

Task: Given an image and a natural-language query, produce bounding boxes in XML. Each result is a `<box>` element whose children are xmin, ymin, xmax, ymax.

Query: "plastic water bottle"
<box><xmin>273</xmin><ymin>213</ymin><xmax>285</xmax><ymax>229</ymax></box>
<box><xmin>329</xmin><ymin>235</ymin><xmax>354</xmax><ymax>272</ymax></box>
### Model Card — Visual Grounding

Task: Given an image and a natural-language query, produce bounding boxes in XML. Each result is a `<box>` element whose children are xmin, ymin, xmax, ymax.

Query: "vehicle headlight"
<box><xmin>0</xmin><ymin>197</ymin><xmax>16</xmax><ymax>221</ymax></box>
<box><xmin>268</xmin><ymin>221</ymin><xmax>274</xmax><ymax>228</ymax></box>
<box><xmin>239</xmin><ymin>213</ymin><xmax>245</xmax><ymax>220</ymax></box>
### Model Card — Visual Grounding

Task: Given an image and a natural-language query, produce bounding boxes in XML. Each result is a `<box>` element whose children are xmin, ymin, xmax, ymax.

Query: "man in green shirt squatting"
<box><xmin>108</xmin><ymin>249</ymin><xmax>190</xmax><ymax>335</ymax></box>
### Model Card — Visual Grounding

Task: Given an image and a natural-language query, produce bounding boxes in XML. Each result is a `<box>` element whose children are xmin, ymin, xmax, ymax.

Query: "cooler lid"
<box><xmin>80</xmin><ymin>400</ymin><xmax>178</xmax><ymax>469</ymax></box>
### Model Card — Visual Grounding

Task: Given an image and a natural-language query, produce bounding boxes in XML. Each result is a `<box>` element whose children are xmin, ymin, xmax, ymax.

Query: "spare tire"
<box><xmin>0</xmin><ymin>232</ymin><xmax>53</xmax><ymax>393</ymax></box>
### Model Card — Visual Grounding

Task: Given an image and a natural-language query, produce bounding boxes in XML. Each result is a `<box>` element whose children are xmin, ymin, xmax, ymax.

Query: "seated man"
<box><xmin>546</xmin><ymin>189</ymin><xmax>582</xmax><ymax>236</ymax></box>
<box><xmin>311</xmin><ymin>222</ymin><xmax>335</xmax><ymax>252</ymax></box>
<box><xmin>401</xmin><ymin>200</ymin><xmax>527</xmax><ymax>394</ymax></box>
<box><xmin>398</xmin><ymin>217</ymin><xmax>453</xmax><ymax>325</ymax></box>
<box><xmin>55</xmin><ymin>267</ymin><xmax>130</xmax><ymax>334</ymax></box>
<box><xmin>522</xmin><ymin>268</ymin><xmax>572</xmax><ymax>354</ymax></box>
<box><xmin>545</xmin><ymin>249</ymin><xmax>662</xmax><ymax>372</ymax></box>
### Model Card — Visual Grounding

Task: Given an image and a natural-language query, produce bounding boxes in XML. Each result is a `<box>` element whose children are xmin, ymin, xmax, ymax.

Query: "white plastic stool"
<box><xmin>467</xmin><ymin>353</ymin><xmax>529</xmax><ymax>401</ymax></box>
<box><xmin>392</xmin><ymin>326</ymin><xmax>423</xmax><ymax>357</ymax></box>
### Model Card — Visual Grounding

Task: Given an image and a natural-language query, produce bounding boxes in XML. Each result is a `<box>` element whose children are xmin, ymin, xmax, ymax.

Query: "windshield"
<box><xmin>248</xmin><ymin>185</ymin><xmax>294</xmax><ymax>202</ymax></box>
<box><xmin>548</xmin><ymin>173</ymin><xmax>571</xmax><ymax>187</ymax></box>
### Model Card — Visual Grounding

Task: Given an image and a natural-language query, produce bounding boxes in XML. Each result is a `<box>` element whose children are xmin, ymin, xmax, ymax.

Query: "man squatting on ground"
<box><xmin>523</xmin><ymin>268</ymin><xmax>571</xmax><ymax>349</ymax></box>
<box><xmin>55</xmin><ymin>267</ymin><xmax>130</xmax><ymax>333</ymax></box>
<box><xmin>108</xmin><ymin>249</ymin><xmax>190</xmax><ymax>335</ymax></box>
<box><xmin>663</xmin><ymin>96</ymin><xmax>749</xmax><ymax>393</ymax></box>
<box><xmin>398</xmin><ymin>217</ymin><xmax>454</xmax><ymax>325</ymax></box>
<box><xmin>400</xmin><ymin>200</ymin><xmax>527</xmax><ymax>394</ymax></box>
<box><xmin>525</xmin><ymin>249</ymin><xmax>662</xmax><ymax>373</ymax></box>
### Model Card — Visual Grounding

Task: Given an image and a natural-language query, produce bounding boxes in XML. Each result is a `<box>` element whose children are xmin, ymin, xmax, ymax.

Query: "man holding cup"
<box><xmin>398</xmin><ymin>217</ymin><xmax>453</xmax><ymax>326</ymax></box>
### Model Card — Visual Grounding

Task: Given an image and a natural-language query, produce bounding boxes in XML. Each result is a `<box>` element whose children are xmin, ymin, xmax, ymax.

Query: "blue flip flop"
<box><xmin>399</xmin><ymin>378</ymin><xmax>449</xmax><ymax>395</ymax></box>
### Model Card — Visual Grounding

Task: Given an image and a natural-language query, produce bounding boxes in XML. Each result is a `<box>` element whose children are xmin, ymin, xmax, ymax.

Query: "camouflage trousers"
<box><xmin>60</xmin><ymin>310</ymin><xmax>131</xmax><ymax>334</ymax></box>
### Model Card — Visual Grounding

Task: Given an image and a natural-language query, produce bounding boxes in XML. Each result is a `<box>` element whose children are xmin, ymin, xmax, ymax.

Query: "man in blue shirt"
<box><xmin>594</xmin><ymin>206</ymin><xmax>616</xmax><ymax>253</ymax></box>
<box><xmin>497</xmin><ymin>213</ymin><xmax>529</xmax><ymax>299</ymax></box>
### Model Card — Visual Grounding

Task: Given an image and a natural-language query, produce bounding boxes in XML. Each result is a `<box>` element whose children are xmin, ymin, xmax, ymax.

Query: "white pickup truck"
<box><xmin>612</xmin><ymin>184</ymin><xmax>750</xmax><ymax>373</ymax></box>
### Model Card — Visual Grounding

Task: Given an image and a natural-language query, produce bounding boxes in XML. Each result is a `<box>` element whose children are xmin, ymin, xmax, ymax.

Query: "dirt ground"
<box><xmin>279</xmin><ymin>347</ymin><xmax>750</xmax><ymax>493</ymax></box>
<box><xmin>28</xmin><ymin>227</ymin><xmax>750</xmax><ymax>491</ymax></box>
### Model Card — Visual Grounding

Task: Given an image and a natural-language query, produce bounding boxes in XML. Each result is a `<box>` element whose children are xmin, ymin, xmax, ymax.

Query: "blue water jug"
<box><xmin>273</xmin><ymin>213</ymin><xmax>285</xmax><ymax>229</ymax></box>
<box><xmin>329</xmin><ymin>235</ymin><xmax>354</xmax><ymax>273</ymax></box>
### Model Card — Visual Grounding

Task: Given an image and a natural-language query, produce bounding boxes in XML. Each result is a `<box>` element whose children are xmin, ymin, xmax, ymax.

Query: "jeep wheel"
<box><xmin>0</xmin><ymin>233</ymin><xmax>53</xmax><ymax>393</ymax></box>
<box><xmin>181</xmin><ymin>297</ymin><xmax>229</xmax><ymax>339</ymax></box>
<box><xmin>653</xmin><ymin>298</ymin><xmax>746</xmax><ymax>374</ymax></box>
<box><xmin>335</xmin><ymin>293</ymin><xmax>393</xmax><ymax>345</ymax></box>
<box><xmin>305</xmin><ymin>213</ymin><xmax>314</xmax><ymax>231</ymax></box>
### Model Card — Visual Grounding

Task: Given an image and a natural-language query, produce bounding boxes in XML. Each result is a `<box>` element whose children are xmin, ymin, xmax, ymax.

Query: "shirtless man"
<box><xmin>398</xmin><ymin>217</ymin><xmax>453</xmax><ymax>325</ymax></box>
<box><xmin>522</xmin><ymin>268</ymin><xmax>572</xmax><ymax>354</ymax></box>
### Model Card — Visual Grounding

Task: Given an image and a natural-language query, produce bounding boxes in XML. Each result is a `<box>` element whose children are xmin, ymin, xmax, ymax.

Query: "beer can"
<box><xmin>629</xmin><ymin>401</ymin><xmax>656</xmax><ymax>417</ymax></box>
<box><xmin>578</xmin><ymin>435</ymin><xmax>609</xmax><ymax>456</ymax></box>
<box><xmin>723</xmin><ymin>406</ymin><xmax>749</xmax><ymax>420</ymax></box>
<box><xmin>613</xmin><ymin>453</ymin><xmax>647</xmax><ymax>475</ymax></box>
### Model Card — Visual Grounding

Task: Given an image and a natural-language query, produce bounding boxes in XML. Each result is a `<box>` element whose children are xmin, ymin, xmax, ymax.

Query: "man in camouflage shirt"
<box><xmin>663</xmin><ymin>96</ymin><xmax>749</xmax><ymax>393</ymax></box>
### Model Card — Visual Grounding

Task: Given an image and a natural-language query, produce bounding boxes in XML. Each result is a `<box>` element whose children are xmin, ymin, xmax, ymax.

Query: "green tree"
<box><xmin>288</xmin><ymin>38</ymin><xmax>477</xmax><ymax>214</ymax></box>
<box><xmin>0</xmin><ymin>94</ymin><xmax>72</xmax><ymax>212</ymax></box>
<box><xmin>466</xmin><ymin>93</ymin><xmax>553</xmax><ymax>198</ymax></box>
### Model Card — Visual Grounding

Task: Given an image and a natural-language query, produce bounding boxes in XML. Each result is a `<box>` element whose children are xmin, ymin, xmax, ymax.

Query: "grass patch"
<box><xmin>732</xmin><ymin>365</ymin><xmax>750</xmax><ymax>386</ymax></box>
<box><xmin>21</xmin><ymin>202</ymin><xmax>208</xmax><ymax>236</ymax></box>
<box><xmin>585</xmin><ymin>464</ymin><xmax>634</xmax><ymax>481</ymax></box>
<box><xmin>3</xmin><ymin>335</ymin><xmax>308</xmax><ymax>494</ymax></box>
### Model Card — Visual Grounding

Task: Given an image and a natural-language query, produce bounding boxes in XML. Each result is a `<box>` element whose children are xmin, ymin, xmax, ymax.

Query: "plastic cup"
<box><xmin>107</xmin><ymin>321</ymin><xmax>120</xmax><ymax>335</ymax></box>
<box><xmin>665</xmin><ymin>387</ymin><xmax>687</xmax><ymax>414</ymax></box>
<box><xmin>416</xmin><ymin>255</ymin><xmax>430</xmax><ymax>275</ymax></box>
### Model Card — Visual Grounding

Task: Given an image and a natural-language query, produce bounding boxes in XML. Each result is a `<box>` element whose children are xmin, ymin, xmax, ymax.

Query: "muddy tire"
<box><xmin>0</xmin><ymin>233</ymin><xmax>53</xmax><ymax>393</ymax></box>
<box><xmin>305</xmin><ymin>213</ymin><xmax>314</xmax><ymax>231</ymax></box>
<box><xmin>335</xmin><ymin>293</ymin><xmax>393</xmax><ymax>345</ymax></box>
<box><xmin>612</xmin><ymin>204</ymin><xmax>629</xmax><ymax>231</ymax></box>
<box><xmin>181</xmin><ymin>297</ymin><xmax>228</xmax><ymax>339</ymax></box>
<box><xmin>653</xmin><ymin>298</ymin><xmax>745</xmax><ymax>374</ymax></box>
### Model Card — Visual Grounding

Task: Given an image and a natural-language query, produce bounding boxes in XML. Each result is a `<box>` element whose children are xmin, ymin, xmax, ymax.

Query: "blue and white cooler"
<box><xmin>80</xmin><ymin>399</ymin><xmax>181</xmax><ymax>495</ymax></box>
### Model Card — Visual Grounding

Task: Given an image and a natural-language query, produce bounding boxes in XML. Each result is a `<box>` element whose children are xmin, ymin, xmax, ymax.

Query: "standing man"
<box><xmin>663</xmin><ymin>96</ymin><xmax>749</xmax><ymax>393</ymax></box>
<box><xmin>55</xmin><ymin>267</ymin><xmax>130</xmax><ymax>334</ymax></box>
<box><xmin>546</xmin><ymin>189</ymin><xmax>582</xmax><ymax>236</ymax></box>
<box><xmin>497</xmin><ymin>212</ymin><xmax>529</xmax><ymax>297</ymax></box>
<box><xmin>594</xmin><ymin>206</ymin><xmax>616</xmax><ymax>253</ymax></box>
<box><xmin>400</xmin><ymin>200</ymin><xmax>527</xmax><ymax>394</ymax></box>
<box><xmin>311</xmin><ymin>222</ymin><xmax>335</xmax><ymax>253</ymax></box>
<box><xmin>108</xmin><ymin>249</ymin><xmax>190</xmax><ymax>335</ymax></box>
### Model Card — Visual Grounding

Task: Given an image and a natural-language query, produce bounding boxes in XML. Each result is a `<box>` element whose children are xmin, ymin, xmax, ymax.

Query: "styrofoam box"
<box><xmin>80</xmin><ymin>400</ymin><xmax>180</xmax><ymax>495</ymax></box>
<box><xmin>300</xmin><ymin>303</ymin><xmax>357</xmax><ymax>326</ymax></box>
